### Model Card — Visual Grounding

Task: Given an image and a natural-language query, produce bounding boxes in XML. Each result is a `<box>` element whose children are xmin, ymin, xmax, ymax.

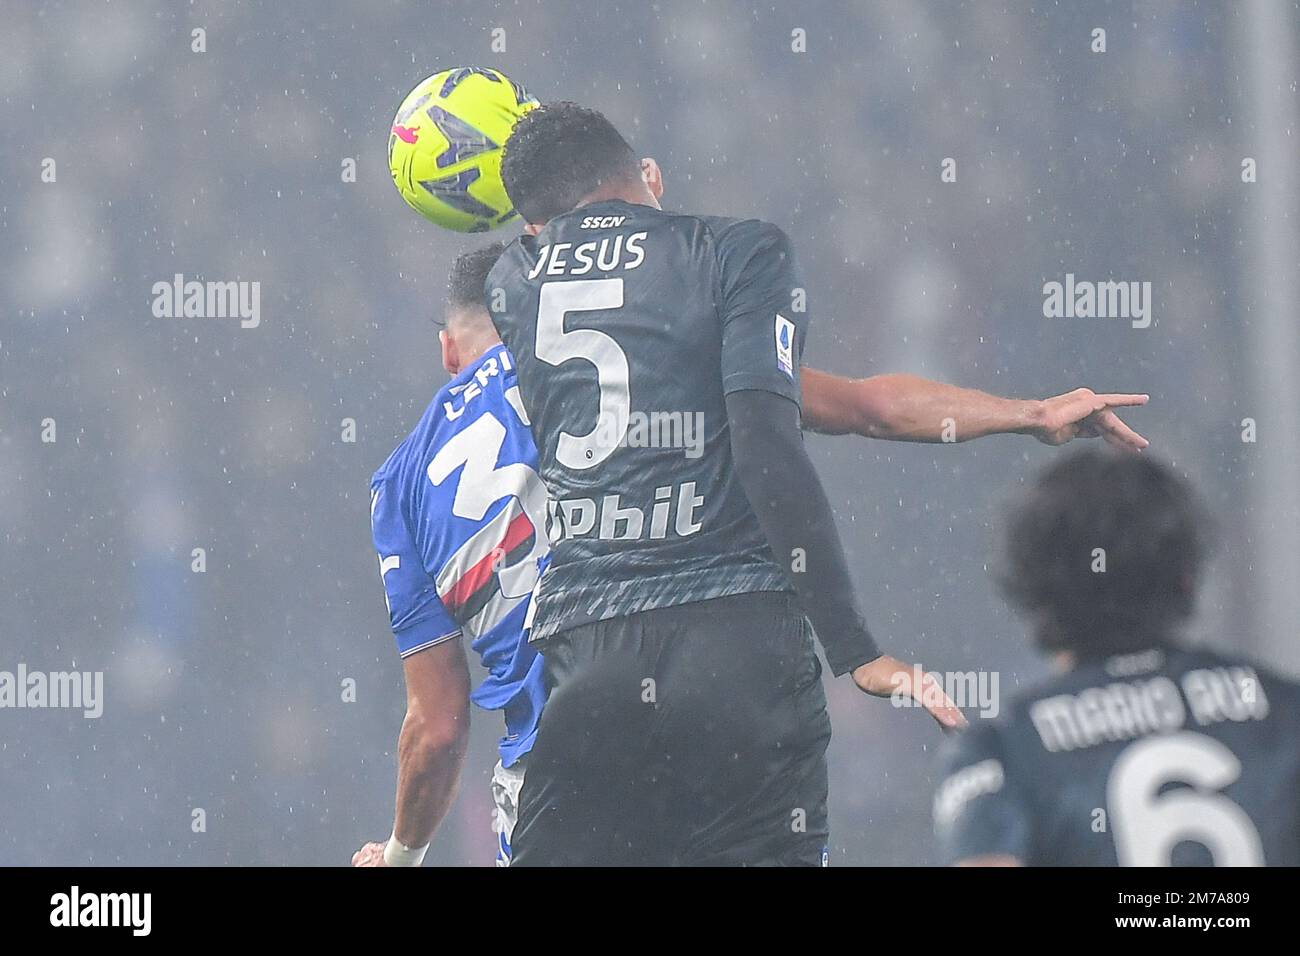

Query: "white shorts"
<box><xmin>490</xmin><ymin>758</ymin><xmax>526</xmax><ymax>867</ymax></box>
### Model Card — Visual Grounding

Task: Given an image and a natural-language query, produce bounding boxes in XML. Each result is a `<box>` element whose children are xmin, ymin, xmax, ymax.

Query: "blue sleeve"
<box><xmin>933</xmin><ymin>722</ymin><xmax>1033</xmax><ymax>864</ymax></box>
<box><xmin>715</xmin><ymin>220</ymin><xmax>806</xmax><ymax>406</ymax></box>
<box><xmin>370</xmin><ymin>478</ymin><xmax>461</xmax><ymax>657</ymax></box>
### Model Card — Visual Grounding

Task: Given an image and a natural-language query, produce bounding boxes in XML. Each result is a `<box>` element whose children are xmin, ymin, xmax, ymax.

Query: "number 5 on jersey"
<box><xmin>536</xmin><ymin>279</ymin><xmax>629</xmax><ymax>470</ymax></box>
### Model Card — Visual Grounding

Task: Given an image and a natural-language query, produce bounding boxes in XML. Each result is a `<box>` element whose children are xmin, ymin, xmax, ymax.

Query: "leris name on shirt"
<box><xmin>527</xmin><ymin>232</ymin><xmax>648</xmax><ymax>279</ymax></box>
<box><xmin>442</xmin><ymin>350</ymin><xmax>517</xmax><ymax>422</ymax></box>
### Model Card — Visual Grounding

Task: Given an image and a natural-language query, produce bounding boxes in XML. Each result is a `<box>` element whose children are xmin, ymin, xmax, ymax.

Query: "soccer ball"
<box><xmin>388</xmin><ymin>67</ymin><xmax>538</xmax><ymax>233</ymax></box>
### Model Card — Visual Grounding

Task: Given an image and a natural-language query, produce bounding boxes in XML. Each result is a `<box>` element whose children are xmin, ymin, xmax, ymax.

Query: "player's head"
<box><xmin>440</xmin><ymin>241</ymin><xmax>505</xmax><ymax>375</ymax></box>
<box><xmin>999</xmin><ymin>447</ymin><xmax>1210</xmax><ymax>663</ymax></box>
<box><xmin>501</xmin><ymin>101</ymin><xmax>663</xmax><ymax>230</ymax></box>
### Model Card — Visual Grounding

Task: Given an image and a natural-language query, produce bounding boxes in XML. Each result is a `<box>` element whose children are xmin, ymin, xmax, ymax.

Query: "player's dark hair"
<box><xmin>501</xmin><ymin>102</ymin><xmax>642</xmax><ymax>224</ymax></box>
<box><xmin>999</xmin><ymin>448</ymin><xmax>1211</xmax><ymax>659</ymax></box>
<box><xmin>446</xmin><ymin>241</ymin><xmax>506</xmax><ymax>313</ymax></box>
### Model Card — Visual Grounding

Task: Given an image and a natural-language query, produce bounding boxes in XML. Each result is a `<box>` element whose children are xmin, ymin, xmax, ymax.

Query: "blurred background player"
<box><xmin>352</xmin><ymin>240</ymin><xmax>1150</xmax><ymax>866</ymax></box>
<box><xmin>934</xmin><ymin>447</ymin><xmax>1300</xmax><ymax>866</ymax></box>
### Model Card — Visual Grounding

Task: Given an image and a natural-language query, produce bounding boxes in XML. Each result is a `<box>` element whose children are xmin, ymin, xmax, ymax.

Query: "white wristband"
<box><xmin>383</xmin><ymin>832</ymin><xmax>429</xmax><ymax>867</ymax></box>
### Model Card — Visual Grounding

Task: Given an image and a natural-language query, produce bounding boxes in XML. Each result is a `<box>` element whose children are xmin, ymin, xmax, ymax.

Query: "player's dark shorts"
<box><xmin>511</xmin><ymin>590</ymin><xmax>832</xmax><ymax>866</ymax></box>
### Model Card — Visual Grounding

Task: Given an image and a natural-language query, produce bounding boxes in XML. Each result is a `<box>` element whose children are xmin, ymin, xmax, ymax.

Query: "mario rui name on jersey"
<box><xmin>1029</xmin><ymin>663</ymin><xmax>1268</xmax><ymax>754</ymax></box>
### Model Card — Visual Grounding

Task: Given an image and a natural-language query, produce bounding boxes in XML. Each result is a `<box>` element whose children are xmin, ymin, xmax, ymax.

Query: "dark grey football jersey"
<box><xmin>486</xmin><ymin>199</ymin><xmax>807</xmax><ymax>641</ymax></box>
<box><xmin>934</xmin><ymin>646</ymin><xmax>1300</xmax><ymax>866</ymax></box>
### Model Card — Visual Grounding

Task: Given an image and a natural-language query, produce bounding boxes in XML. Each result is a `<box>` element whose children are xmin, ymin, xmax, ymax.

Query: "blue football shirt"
<box><xmin>370</xmin><ymin>344</ymin><xmax>548</xmax><ymax>767</ymax></box>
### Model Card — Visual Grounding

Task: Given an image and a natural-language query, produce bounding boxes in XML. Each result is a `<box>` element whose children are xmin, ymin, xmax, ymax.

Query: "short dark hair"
<box><xmin>446</xmin><ymin>241</ymin><xmax>506</xmax><ymax>313</ymax></box>
<box><xmin>501</xmin><ymin>102</ymin><xmax>642</xmax><ymax>224</ymax></box>
<box><xmin>999</xmin><ymin>448</ymin><xmax>1211</xmax><ymax>658</ymax></box>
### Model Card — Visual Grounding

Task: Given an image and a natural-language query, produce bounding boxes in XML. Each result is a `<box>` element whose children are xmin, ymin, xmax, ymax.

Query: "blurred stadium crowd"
<box><xmin>1</xmin><ymin>0</ymin><xmax>1294</xmax><ymax>865</ymax></box>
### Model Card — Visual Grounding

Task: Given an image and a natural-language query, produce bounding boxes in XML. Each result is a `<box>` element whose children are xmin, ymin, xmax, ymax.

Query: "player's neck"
<box><xmin>575</xmin><ymin>182</ymin><xmax>660</xmax><ymax>211</ymax></box>
<box><xmin>450</xmin><ymin>339</ymin><xmax>501</xmax><ymax>376</ymax></box>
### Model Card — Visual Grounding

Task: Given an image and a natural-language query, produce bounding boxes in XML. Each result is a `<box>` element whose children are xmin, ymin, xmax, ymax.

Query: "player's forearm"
<box><xmin>802</xmin><ymin>368</ymin><xmax>1043</xmax><ymax>442</ymax></box>
<box><xmin>727</xmin><ymin>389</ymin><xmax>881</xmax><ymax>675</ymax></box>
<box><xmin>391</xmin><ymin>706</ymin><xmax>469</xmax><ymax>849</ymax></box>
<box><xmin>862</xmin><ymin>374</ymin><xmax>1041</xmax><ymax>442</ymax></box>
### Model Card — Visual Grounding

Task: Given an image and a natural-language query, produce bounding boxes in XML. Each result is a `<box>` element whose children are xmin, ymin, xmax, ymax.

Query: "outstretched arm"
<box><xmin>800</xmin><ymin>367</ymin><xmax>1149</xmax><ymax>451</ymax></box>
